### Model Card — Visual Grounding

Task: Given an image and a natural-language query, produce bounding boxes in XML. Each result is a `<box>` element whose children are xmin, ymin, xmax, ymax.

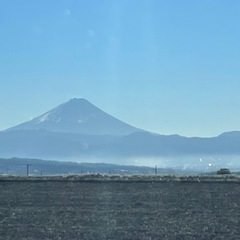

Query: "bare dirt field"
<box><xmin>0</xmin><ymin>176</ymin><xmax>240</xmax><ymax>239</ymax></box>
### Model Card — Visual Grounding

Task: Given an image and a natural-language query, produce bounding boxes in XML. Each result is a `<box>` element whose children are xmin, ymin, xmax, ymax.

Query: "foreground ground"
<box><xmin>0</xmin><ymin>176</ymin><xmax>240</xmax><ymax>239</ymax></box>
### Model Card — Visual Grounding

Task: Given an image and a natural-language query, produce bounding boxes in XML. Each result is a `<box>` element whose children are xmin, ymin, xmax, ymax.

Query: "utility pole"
<box><xmin>26</xmin><ymin>164</ymin><xmax>31</xmax><ymax>176</ymax></box>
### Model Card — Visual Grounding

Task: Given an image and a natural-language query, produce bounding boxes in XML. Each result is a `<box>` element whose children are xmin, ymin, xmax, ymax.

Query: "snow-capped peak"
<box><xmin>6</xmin><ymin>98</ymin><xmax>143</xmax><ymax>136</ymax></box>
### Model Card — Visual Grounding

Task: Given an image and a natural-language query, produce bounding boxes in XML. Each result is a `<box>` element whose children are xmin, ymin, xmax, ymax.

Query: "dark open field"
<box><xmin>1</xmin><ymin>176</ymin><xmax>240</xmax><ymax>239</ymax></box>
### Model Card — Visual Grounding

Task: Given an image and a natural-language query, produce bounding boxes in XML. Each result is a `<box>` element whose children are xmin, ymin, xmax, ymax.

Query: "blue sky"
<box><xmin>0</xmin><ymin>0</ymin><xmax>240</xmax><ymax>137</ymax></box>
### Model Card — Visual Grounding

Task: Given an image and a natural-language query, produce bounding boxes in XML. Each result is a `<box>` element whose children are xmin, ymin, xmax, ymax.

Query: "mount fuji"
<box><xmin>1</xmin><ymin>98</ymin><xmax>240</xmax><ymax>169</ymax></box>
<box><xmin>6</xmin><ymin>98</ymin><xmax>143</xmax><ymax>136</ymax></box>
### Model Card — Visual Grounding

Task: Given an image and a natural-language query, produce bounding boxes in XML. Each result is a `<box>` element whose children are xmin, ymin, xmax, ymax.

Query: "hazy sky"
<box><xmin>0</xmin><ymin>0</ymin><xmax>240</xmax><ymax>137</ymax></box>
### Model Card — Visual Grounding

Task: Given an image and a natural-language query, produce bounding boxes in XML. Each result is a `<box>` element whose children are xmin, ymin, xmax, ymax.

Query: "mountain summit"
<box><xmin>2</xmin><ymin>98</ymin><xmax>240</xmax><ymax>168</ymax></box>
<box><xmin>6</xmin><ymin>98</ymin><xmax>142</xmax><ymax>135</ymax></box>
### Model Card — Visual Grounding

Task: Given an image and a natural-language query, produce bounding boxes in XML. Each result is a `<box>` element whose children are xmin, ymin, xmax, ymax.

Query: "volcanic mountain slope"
<box><xmin>2</xmin><ymin>99</ymin><xmax>240</xmax><ymax>168</ymax></box>
<box><xmin>6</xmin><ymin>98</ymin><xmax>143</xmax><ymax>136</ymax></box>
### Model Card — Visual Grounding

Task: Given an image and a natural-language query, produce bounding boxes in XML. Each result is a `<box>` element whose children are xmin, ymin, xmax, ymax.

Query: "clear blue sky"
<box><xmin>0</xmin><ymin>0</ymin><xmax>240</xmax><ymax>137</ymax></box>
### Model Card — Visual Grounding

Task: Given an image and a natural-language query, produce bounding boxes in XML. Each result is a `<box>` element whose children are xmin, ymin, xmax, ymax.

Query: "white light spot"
<box><xmin>35</xmin><ymin>113</ymin><xmax>50</xmax><ymax>123</ymax></box>
<box><xmin>208</xmin><ymin>163</ymin><xmax>212</xmax><ymax>167</ymax></box>
<box><xmin>64</xmin><ymin>9</ymin><xmax>71</xmax><ymax>16</ymax></box>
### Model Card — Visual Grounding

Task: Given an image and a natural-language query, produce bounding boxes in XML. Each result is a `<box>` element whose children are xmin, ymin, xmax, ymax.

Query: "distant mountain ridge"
<box><xmin>218</xmin><ymin>131</ymin><xmax>240</xmax><ymax>137</ymax></box>
<box><xmin>6</xmin><ymin>98</ymin><xmax>143</xmax><ymax>136</ymax></box>
<box><xmin>1</xmin><ymin>98</ymin><xmax>240</xmax><ymax>169</ymax></box>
